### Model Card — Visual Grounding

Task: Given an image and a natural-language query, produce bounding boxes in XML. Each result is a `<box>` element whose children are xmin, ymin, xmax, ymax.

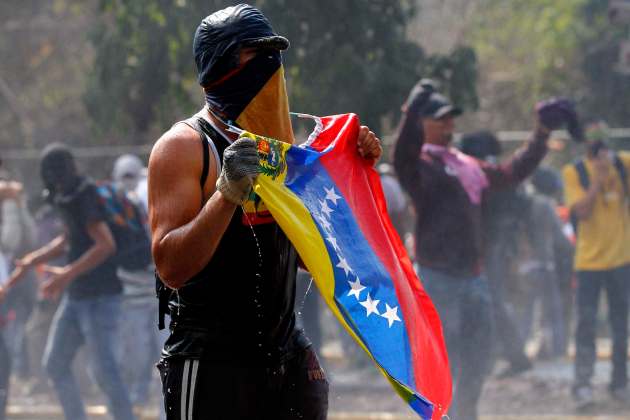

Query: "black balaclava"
<box><xmin>193</xmin><ymin>4</ymin><xmax>295</xmax><ymax>144</ymax></box>
<box><xmin>40</xmin><ymin>143</ymin><xmax>80</xmax><ymax>201</ymax></box>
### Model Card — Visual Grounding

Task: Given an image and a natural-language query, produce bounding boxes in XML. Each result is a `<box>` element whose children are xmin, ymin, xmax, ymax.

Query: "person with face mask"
<box><xmin>111</xmin><ymin>154</ymin><xmax>163</xmax><ymax>410</ymax></box>
<box><xmin>392</xmin><ymin>80</ymin><xmax>578</xmax><ymax>420</ymax></box>
<box><xmin>562</xmin><ymin>121</ymin><xmax>630</xmax><ymax>408</ymax></box>
<box><xmin>148</xmin><ymin>4</ymin><xmax>382</xmax><ymax>419</ymax></box>
<box><xmin>6</xmin><ymin>144</ymin><xmax>137</xmax><ymax>420</ymax></box>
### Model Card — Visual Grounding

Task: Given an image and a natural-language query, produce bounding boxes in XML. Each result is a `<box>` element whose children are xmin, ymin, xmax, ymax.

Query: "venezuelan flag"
<box><xmin>248</xmin><ymin>113</ymin><xmax>451</xmax><ymax>419</ymax></box>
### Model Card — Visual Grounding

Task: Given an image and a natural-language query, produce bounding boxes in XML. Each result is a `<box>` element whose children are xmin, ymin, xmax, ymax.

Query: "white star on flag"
<box><xmin>347</xmin><ymin>277</ymin><xmax>365</xmax><ymax>299</ymax></box>
<box><xmin>381</xmin><ymin>304</ymin><xmax>401</xmax><ymax>327</ymax></box>
<box><xmin>336</xmin><ymin>257</ymin><xmax>352</xmax><ymax>276</ymax></box>
<box><xmin>324</xmin><ymin>186</ymin><xmax>342</xmax><ymax>205</ymax></box>
<box><xmin>317</xmin><ymin>214</ymin><xmax>332</xmax><ymax>231</ymax></box>
<box><xmin>319</xmin><ymin>199</ymin><xmax>334</xmax><ymax>218</ymax></box>
<box><xmin>325</xmin><ymin>234</ymin><xmax>340</xmax><ymax>252</ymax></box>
<box><xmin>360</xmin><ymin>293</ymin><xmax>380</xmax><ymax>317</ymax></box>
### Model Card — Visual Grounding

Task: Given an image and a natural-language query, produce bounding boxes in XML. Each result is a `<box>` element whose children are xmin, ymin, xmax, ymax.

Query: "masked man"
<box><xmin>148</xmin><ymin>5</ymin><xmax>381</xmax><ymax>419</ymax></box>
<box><xmin>6</xmin><ymin>145</ymin><xmax>136</xmax><ymax>420</ymax></box>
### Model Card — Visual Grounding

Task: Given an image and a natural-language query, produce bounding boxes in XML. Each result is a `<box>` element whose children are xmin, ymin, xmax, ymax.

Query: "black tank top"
<box><xmin>161</xmin><ymin>115</ymin><xmax>308</xmax><ymax>365</ymax></box>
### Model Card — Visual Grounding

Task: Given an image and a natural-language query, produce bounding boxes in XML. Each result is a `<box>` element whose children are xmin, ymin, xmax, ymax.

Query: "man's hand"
<box><xmin>0</xmin><ymin>181</ymin><xmax>23</xmax><ymax>201</ymax></box>
<box><xmin>39</xmin><ymin>265</ymin><xmax>74</xmax><ymax>300</ymax></box>
<box><xmin>215</xmin><ymin>137</ymin><xmax>261</xmax><ymax>205</ymax></box>
<box><xmin>357</xmin><ymin>126</ymin><xmax>382</xmax><ymax>164</ymax></box>
<box><xmin>10</xmin><ymin>253</ymin><xmax>37</xmax><ymax>285</ymax></box>
<box><xmin>535</xmin><ymin>98</ymin><xmax>583</xmax><ymax>141</ymax></box>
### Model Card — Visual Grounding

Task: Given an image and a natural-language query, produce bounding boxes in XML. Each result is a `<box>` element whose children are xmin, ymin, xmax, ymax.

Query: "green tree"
<box><xmin>467</xmin><ymin>0</ymin><xmax>589</xmax><ymax>128</ymax></box>
<box><xmin>86</xmin><ymin>0</ymin><xmax>478</xmax><ymax>142</ymax></box>
<box><xmin>467</xmin><ymin>0</ymin><xmax>630</xmax><ymax>129</ymax></box>
<box><xmin>579</xmin><ymin>0</ymin><xmax>630</xmax><ymax>125</ymax></box>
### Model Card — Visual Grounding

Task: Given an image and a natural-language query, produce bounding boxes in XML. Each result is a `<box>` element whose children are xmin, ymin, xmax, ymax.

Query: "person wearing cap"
<box><xmin>562</xmin><ymin>121</ymin><xmax>630</xmax><ymax>408</ymax></box>
<box><xmin>148</xmin><ymin>5</ymin><xmax>381</xmax><ymax>419</ymax></box>
<box><xmin>392</xmin><ymin>80</ymin><xmax>578</xmax><ymax>420</ymax></box>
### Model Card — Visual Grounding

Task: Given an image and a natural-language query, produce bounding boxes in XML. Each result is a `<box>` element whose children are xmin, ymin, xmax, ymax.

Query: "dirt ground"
<box><xmin>5</xmin><ymin>342</ymin><xmax>630</xmax><ymax>419</ymax></box>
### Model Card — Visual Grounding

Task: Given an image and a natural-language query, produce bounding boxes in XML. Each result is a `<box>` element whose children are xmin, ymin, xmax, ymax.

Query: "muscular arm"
<box><xmin>149</xmin><ymin>125</ymin><xmax>236</xmax><ymax>289</ymax></box>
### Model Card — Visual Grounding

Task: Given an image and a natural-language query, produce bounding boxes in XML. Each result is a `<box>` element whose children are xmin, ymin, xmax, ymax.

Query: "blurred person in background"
<box><xmin>377</xmin><ymin>162</ymin><xmax>411</xmax><ymax>239</ymax></box>
<box><xmin>111</xmin><ymin>154</ymin><xmax>162</xmax><ymax>410</ymax></box>
<box><xmin>0</xmin><ymin>162</ymin><xmax>38</xmax><ymax>385</ymax></box>
<box><xmin>23</xmin><ymin>201</ymin><xmax>64</xmax><ymax>396</ymax></box>
<box><xmin>459</xmin><ymin>131</ymin><xmax>532</xmax><ymax>378</ymax></box>
<box><xmin>5</xmin><ymin>144</ymin><xmax>136</xmax><ymax>420</ymax></box>
<box><xmin>518</xmin><ymin>167</ymin><xmax>573</xmax><ymax>360</ymax></box>
<box><xmin>0</xmin><ymin>159</ymin><xmax>38</xmax><ymax>417</ymax></box>
<box><xmin>393</xmin><ymin>80</ymin><xmax>578</xmax><ymax>420</ymax></box>
<box><xmin>563</xmin><ymin>121</ymin><xmax>630</xmax><ymax>408</ymax></box>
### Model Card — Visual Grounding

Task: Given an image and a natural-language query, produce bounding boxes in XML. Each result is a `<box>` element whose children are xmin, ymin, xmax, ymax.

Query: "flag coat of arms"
<box><xmin>248</xmin><ymin>113</ymin><xmax>452</xmax><ymax>419</ymax></box>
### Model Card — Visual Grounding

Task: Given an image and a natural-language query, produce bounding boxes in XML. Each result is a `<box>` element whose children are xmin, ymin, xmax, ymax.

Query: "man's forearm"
<box><xmin>154</xmin><ymin>191</ymin><xmax>236</xmax><ymax>288</ymax></box>
<box><xmin>64</xmin><ymin>241</ymin><xmax>115</xmax><ymax>281</ymax></box>
<box><xmin>29</xmin><ymin>235</ymin><xmax>67</xmax><ymax>265</ymax></box>
<box><xmin>487</xmin><ymin>129</ymin><xmax>549</xmax><ymax>189</ymax></box>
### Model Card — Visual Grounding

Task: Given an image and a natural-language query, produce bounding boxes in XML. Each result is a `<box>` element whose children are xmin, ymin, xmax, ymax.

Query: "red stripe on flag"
<box><xmin>311</xmin><ymin>114</ymin><xmax>451</xmax><ymax>418</ymax></box>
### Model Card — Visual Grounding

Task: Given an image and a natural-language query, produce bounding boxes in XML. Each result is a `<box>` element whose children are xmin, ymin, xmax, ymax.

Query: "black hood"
<box><xmin>193</xmin><ymin>4</ymin><xmax>289</xmax><ymax>87</ymax></box>
<box><xmin>40</xmin><ymin>143</ymin><xmax>80</xmax><ymax>200</ymax></box>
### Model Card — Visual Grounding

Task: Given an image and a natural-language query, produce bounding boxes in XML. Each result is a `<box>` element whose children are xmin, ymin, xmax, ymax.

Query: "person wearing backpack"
<box><xmin>111</xmin><ymin>154</ymin><xmax>163</xmax><ymax>410</ymax></box>
<box><xmin>562</xmin><ymin>121</ymin><xmax>630</xmax><ymax>408</ymax></box>
<box><xmin>6</xmin><ymin>144</ymin><xmax>137</xmax><ymax>420</ymax></box>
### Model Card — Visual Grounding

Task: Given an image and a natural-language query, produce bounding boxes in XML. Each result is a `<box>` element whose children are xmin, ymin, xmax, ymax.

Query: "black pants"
<box><xmin>574</xmin><ymin>265</ymin><xmax>629</xmax><ymax>391</ymax></box>
<box><xmin>158</xmin><ymin>347</ymin><xmax>328</xmax><ymax>420</ymax></box>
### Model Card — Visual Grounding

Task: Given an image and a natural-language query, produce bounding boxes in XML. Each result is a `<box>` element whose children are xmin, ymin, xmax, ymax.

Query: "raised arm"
<box><xmin>480</xmin><ymin>127</ymin><xmax>550</xmax><ymax>190</ymax></box>
<box><xmin>483</xmin><ymin>97</ymin><xmax>583</xmax><ymax>189</ymax></box>
<box><xmin>149</xmin><ymin>125</ymin><xmax>259</xmax><ymax>289</ymax></box>
<box><xmin>392</xmin><ymin>80</ymin><xmax>434</xmax><ymax>196</ymax></box>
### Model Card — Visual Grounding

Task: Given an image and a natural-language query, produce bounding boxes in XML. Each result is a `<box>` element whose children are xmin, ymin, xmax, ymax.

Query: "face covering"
<box><xmin>205</xmin><ymin>50</ymin><xmax>295</xmax><ymax>144</ymax></box>
<box><xmin>40</xmin><ymin>145</ymin><xmax>80</xmax><ymax>201</ymax></box>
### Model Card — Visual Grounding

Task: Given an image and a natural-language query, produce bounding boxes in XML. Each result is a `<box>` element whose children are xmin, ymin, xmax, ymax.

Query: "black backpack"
<box><xmin>94</xmin><ymin>181</ymin><xmax>152</xmax><ymax>271</ymax></box>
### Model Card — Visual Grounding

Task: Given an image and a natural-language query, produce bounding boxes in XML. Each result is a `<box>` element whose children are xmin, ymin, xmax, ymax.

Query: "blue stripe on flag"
<box><xmin>285</xmin><ymin>147</ymin><xmax>415</xmax><ymax>389</ymax></box>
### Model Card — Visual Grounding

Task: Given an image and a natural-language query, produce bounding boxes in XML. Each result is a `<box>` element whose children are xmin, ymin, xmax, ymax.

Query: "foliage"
<box><xmin>467</xmin><ymin>0</ymin><xmax>589</xmax><ymax>128</ymax></box>
<box><xmin>468</xmin><ymin>0</ymin><xmax>630</xmax><ymax>129</ymax></box>
<box><xmin>578</xmin><ymin>0</ymin><xmax>630</xmax><ymax>125</ymax></box>
<box><xmin>85</xmin><ymin>0</ymin><xmax>478</xmax><ymax>142</ymax></box>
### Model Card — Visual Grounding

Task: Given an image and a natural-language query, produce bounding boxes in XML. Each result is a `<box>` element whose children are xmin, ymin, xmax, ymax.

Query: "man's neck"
<box><xmin>203</xmin><ymin>106</ymin><xmax>239</xmax><ymax>142</ymax></box>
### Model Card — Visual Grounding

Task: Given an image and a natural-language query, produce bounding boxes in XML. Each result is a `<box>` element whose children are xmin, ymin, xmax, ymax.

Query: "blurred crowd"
<box><xmin>0</xmin><ymin>99</ymin><xmax>628</xmax><ymax>420</ymax></box>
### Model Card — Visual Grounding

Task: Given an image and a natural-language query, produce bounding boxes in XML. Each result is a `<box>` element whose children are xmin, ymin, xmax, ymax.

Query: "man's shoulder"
<box><xmin>154</xmin><ymin>123</ymin><xmax>202</xmax><ymax>152</ymax></box>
